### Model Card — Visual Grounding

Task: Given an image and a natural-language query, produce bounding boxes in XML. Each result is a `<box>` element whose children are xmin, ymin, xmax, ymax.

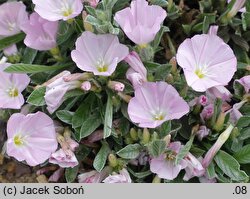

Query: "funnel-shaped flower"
<box><xmin>227</xmin><ymin>0</ymin><xmax>246</xmax><ymax>16</ymax></box>
<box><xmin>6</xmin><ymin>112</ymin><xmax>58</xmax><ymax>166</ymax></box>
<box><xmin>71</xmin><ymin>31</ymin><xmax>129</xmax><ymax>76</ymax></box>
<box><xmin>22</xmin><ymin>12</ymin><xmax>58</xmax><ymax>51</ymax></box>
<box><xmin>45</xmin><ymin>71</ymin><xmax>81</xmax><ymax>114</ymax></box>
<box><xmin>125</xmin><ymin>51</ymin><xmax>147</xmax><ymax>88</ymax></box>
<box><xmin>0</xmin><ymin>63</ymin><xmax>30</xmax><ymax>109</ymax></box>
<box><xmin>114</xmin><ymin>0</ymin><xmax>167</xmax><ymax>45</ymax></box>
<box><xmin>176</xmin><ymin>34</ymin><xmax>237</xmax><ymax>92</ymax></box>
<box><xmin>49</xmin><ymin>149</ymin><xmax>78</xmax><ymax>168</ymax></box>
<box><xmin>32</xmin><ymin>0</ymin><xmax>83</xmax><ymax>21</ymax></box>
<box><xmin>206</xmin><ymin>86</ymin><xmax>232</xmax><ymax>102</ymax></box>
<box><xmin>150</xmin><ymin>142</ymin><xmax>187</xmax><ymax>180</ymax></box>
<box><xmin>0</xmin><ymin>1</ymin><xmax>28</xmax><ymax>37</ymax></box>
<box><xmin>128</xmin><ymin>82</ymin><xmax>189</xmax><ymax>128</ymax></box>
<box><xmin>103</xmin><ymin>169</ymin><xmax>132</xmax><ymax>183</ymax></box>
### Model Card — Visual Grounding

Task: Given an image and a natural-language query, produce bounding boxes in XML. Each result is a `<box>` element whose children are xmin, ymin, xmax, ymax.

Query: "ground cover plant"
<box><xmin>0</xmin><ymin>0</ymin><xmax>250</xmax><ymax>183</ymax></box>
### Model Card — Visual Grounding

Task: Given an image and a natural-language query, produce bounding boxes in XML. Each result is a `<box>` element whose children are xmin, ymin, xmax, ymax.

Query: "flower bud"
<box><xmin>142</xmin><ymin>128</ymin><xmax>150</xmax><ymax>144</ymax></box>
<box><xmin>108</xmin><ymin>81</ymin><xmax>125</xmax><ymax>92</ymax></box>
<box><xmin>81</xmin><ymin>81</ymin><xmax>92</xmax><ymax>91</ymax></box>
<box><xmin>108</xmin><ymin>154</ymin><xmax>118</xmax><ymax>168</ymax></box>
<box><xmin>214</xmin><ymin>112</ymin><xmax>226</xmax><ymax>132</ymax></box>
<box><xmin>130</xmin><ymin>128</ymin><xmax>138</xmax><ymax>141</ymax></box>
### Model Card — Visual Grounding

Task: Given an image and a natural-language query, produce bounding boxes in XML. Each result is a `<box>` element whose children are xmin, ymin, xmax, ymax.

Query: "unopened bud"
<box><xmin>163</xmin><ymin>134</ymin><xmax>171</xmax><ymax>146</ymax></box>
<box><xmin>130</xmin><ymin>128</ymin><xmax>138</xmax><ymax>141</ymax></box>
<box><xmin>152</xmin><ymin>175</ymin><xmax>161</xmax><ymax>183</ymax></box>
<box><xmin>214</xmin><ymin>112</ymin><xmax>226</xmax><ymax>132</ymax></box>
<box><xmin>108</xmin><ymin>154</ymin><xmax>118</xmax><ymax>168</ymax></box>
<box><xmin>108</xmin><ymin>81</ymin><xmax>125</xmax><ymax>92</ymax></box>
<box><xmin>81</xmin><ymin>81</ymin><xmax>92</xmax><ymax>91</ymax></box>
<box><xmin>142</xmin><ymin>128</ymin><xmax>150</xmax><ymax>144</ymax></box>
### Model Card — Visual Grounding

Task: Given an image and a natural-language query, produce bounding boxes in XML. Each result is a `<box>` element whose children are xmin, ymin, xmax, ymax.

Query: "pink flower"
<box><xmin>150</xmin><ymin>142</ymin><xmax>187</xmax><ymax>180</ymax></box>
<box><xmin>128</xmin><ymin>82</ymin><xmax>189</xmax><ymax>128</ymax></box>
<box><xmin>236</xmin><ymin>75</ymin><xmax>250</xmax><ymax>93</ymax></box>
<box><xmin>21</xmin><ymin>12</ymin><xmax>58</xmax><ymax>51</ymax></box>
<box><xmin>114</xmin><ymin>0</ymin><xmax>167</xmax><ymax>45</ymax></box>
<box><xmin>103</xmin><ymin>169</ymin><xmax>132</xmax><ymax>183</ymax></box>
<box><xmin>176</xmin><ymin>34</ymin><xmax>237</xmax><ymax>92</ymax></box>
<box><xmin>6</xmin><ymin>112</ymin><xmax>58</xmax><ymax>166</ymax></box>
<box><xmin>206</xmin><ymin>86</ymin><xmax>232</xmax><ymax>102</ymax></box>
<box><xmin>183</xmin><ymin>154</ymin><xmax>205</xmax><ymax>181</ymax></box>
<box><xmin>3</xmin><ymin>45</ymin><xmax>18</xmax><ymax>57</ymax></box>
<box><xmin>84</xmin><ymin>0</ymin><xmax>99</xmax><ymax>8</ymax></box>
<box><xmin>0</xmin><ymin>63</ymin><xmax>30</xmax><ymax>109</ymax></box>
<box><xmin>227</xmin><ymin>0</ymin><xmax>246</xmax><ymax>15</ymax></box>
<box><xmin>32</xmin><ymin>0</ymin><xmax>83</xmax><ymax>21</ymax></box>
<box><xmin>0</xmin><ymin>1</ymin><xmax>28</xmax><ymax>37</ymax></box>
<box><xmin>78</xmin><ymin>168</ymin><xmax>110</xmax><ymax>183</ymax></box>
<box><xmin>44</xmin><ymin>71</ymin><xmax>81</xmax><ymax>114</ymax></box>
<box><xmin>200</xmin><ymin>104</ymin><xmax>214</xmax><ymax>122</ymax></box>
<box><xmin>125</xmin><ymin>51</ymin><xmax>147</xmax><ymax>88</ymax></box>
<box><xmin>196</xmin><ymin>126</ymin><xmax>210</xmax><ymax>141</ymax></box>
<box><xmin>202</xmin><ymin>125</ymin><xmax>234</xmax><ymax>168</ymax></box>
<box><xmin>49</xmin><ymin>149</ymin><xmax>78</xmax><ymax>168</ymax></box>
<box><xmin>71</xmin><ymin>31</ymin><xmax>129</xmax><ymax>76</ymax></box>
<box><xmin>226</xmin><ymin>100</ymin><xmax>246</xmax><ymax>125</ymax></box>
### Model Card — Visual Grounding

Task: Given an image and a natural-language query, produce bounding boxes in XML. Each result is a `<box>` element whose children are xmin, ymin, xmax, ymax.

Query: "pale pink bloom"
<box><xmin>236</xmin><ymin>75</ymin><xmax>250</xmax><ymax>93</ymax></box>
<box><xmin>103</xmin><ymin>168</ymin><xmax>132</xmax><ymax>183</ymax></box>
<box><xmin>114</xmin><ymin>0</ymin><xmax>167</xmax><ymax>45</ymax></box>
<box><xmin>200</xmin><ymin>104</ymin><xmax>214</xmax><ymax>122</ymax></box>
<box><xmin>84</xmin><ymin>0</ymin><xmax>99</xmax><ymax>8</ymax></box>
<box><xmin>208</xmin><ymin>25</ymin><xmax>219</xmax><ymax>35</ymax></box>
<box><xmin>206</xmin><ymin>86</ymin><xmax>232</xmax><ymax>102</ymax></box>
<box><xmin>71</xmin><ymin>31</ymin><xmax>129</xmax><ymax>76</ymax></box>
<box><xmin>199</xmin><ymin>175</ymin><xmax>217</xmax><ymax>183</ymax></box>
<box><xmin>176</xmin><ymin>34</ymin><xmax>237</xmax><ymax>92</ymax></box>
<box><xmin>81</xmin><ymin>81</ymin><xmax>91</xmax><ymax>91</ymax></box>
<box><xmin>202</xmin><ymin>125</ymin><xmax>234</xmax><ymax>168</ymax></box>
<box><xmin>108</xmin><ymin>81</ymin><xmax>125</xmax><ymax>92</ymax></box>
<box><xmin>78</xmin><ymin>168</ymin><xmax>110</xmax><ymax>183</ymax></box>
<box><xmin>227</xmin><ymin>0</ymin><xmax>246</xmax><ymax>15</ymax></box>
<box><xmin>183</xmin><ymin>153</ymin><xmax>205</xmax><ymax>181</ymax></box>
<box><xmin>21</xmin><ymin>12</ymin><xmax>58</xmax><ymax>51</ymax></box>
<box><xmin>49</xmin><ymin>149</ymin><xmax>78</xmax><ymax>168</ymax></box>
<box><xmin>128</xmin><ymin>81</ymin><xmax>189</xmax><ymax>128</ymax></box>
<box><xmin>32</xmin><ymin>0</ymin><xmax>83</xmax><ymax>21</ymax></box>
<box><xmin>0</xmin><ymin>1</ymin><xmax>28</xmax><ymax>36</ymax></box>
<box><xmin>6</xmin><ymin>112</ymin><xmax>58</xmax><ymax>166</ymax></box>
<box><xmin>197</xmin><ymin>126</ymin><xmax>210</xmax><ymax>141</ymax></box>
<box><xmin>44</xmin><ymin>71</ymin><xmax>81</xmax><ymax>114</ymax></box>
<box><xmin>125</xmin><ymin>51</ymin><xmax>147</xmax><ymax>88</ymax></box>
<box><xmin>150</xmin><ymin>142</ymin><xmax>187</xmax><ymax>180</ymax></box>
<box><xmin>0</xmin><ymin>63</ymin><xmax>30</xmax><ymax>109</ymax></box>
<box><xmin>3</xmin><ymin>44</ymin><xmax>18</xmax><ymax>57</ymax></box>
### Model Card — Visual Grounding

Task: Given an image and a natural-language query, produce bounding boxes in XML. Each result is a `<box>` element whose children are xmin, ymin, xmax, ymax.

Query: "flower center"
<box><xmin>153</xmin><ymin>114</ymin><xmax>165</xmax><ymax>121</ymax></box>
<box><xmin>195</xmin><ymin>69</ymin><xmax>205</xmax><ymax>79</ymax></box>
<box><xmin>96</xmin><ymin>59</ymin><xmax>108</xmax><ymax>72</ymax></box>
<box><xmin>166</xmin><ymin>152</ymin><xmax>176</xmax><ymax>161</ymax></box>
<box><xmin>61</xmin><ymin>0</ymin><xmax>73</xmax><ymax>17</ymax></box>
<box><xmin>8</xmin><ymin>22</ymin><xmax>16</xmax><ymax>31</ymax></box>
<box><xmin>13</xmin><ymin>134</ymin><xmax>26</xmax><ymax>147</ymax></box>
<box><xmin>62</xmin><ymin>9</ymin><xmax>73</xmax><ymax>17</ymax></box>
<box><xmin>8</xmin><ymin>87</ymin><xmax>18</xmax><ymax>97</ymax></box>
